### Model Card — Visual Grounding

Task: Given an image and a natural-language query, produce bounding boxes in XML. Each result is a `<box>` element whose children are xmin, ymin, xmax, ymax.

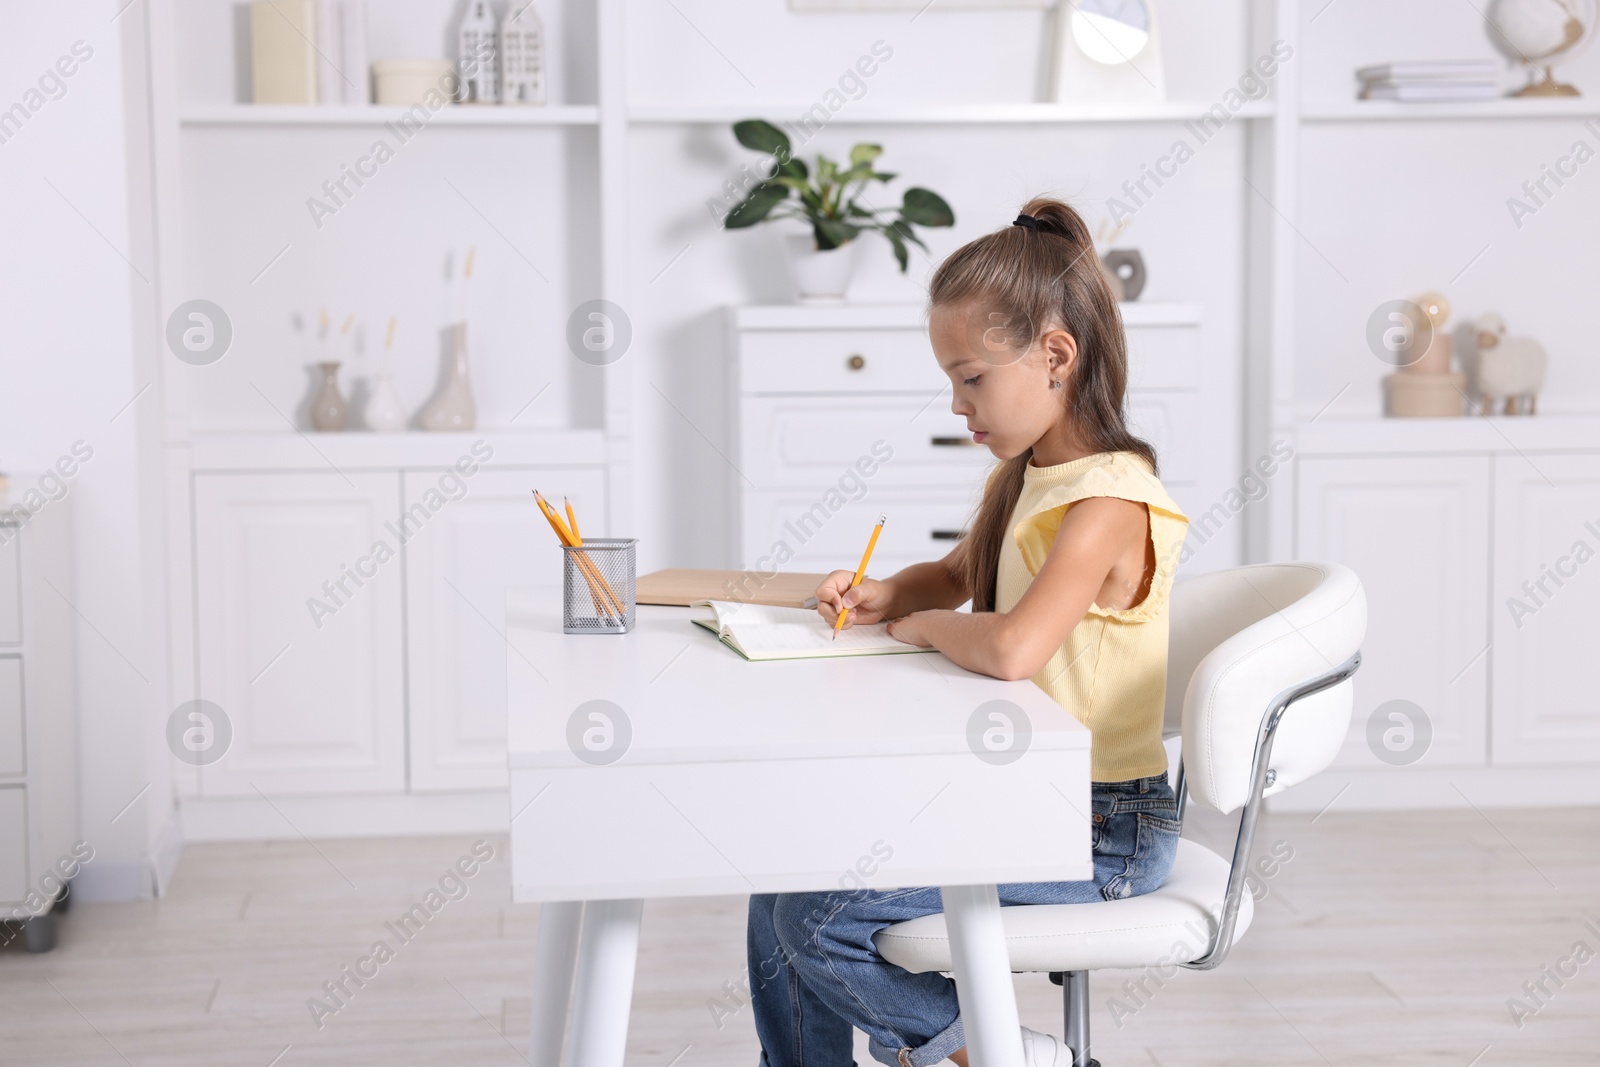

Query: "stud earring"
<box><xmin>1049</xmin><ymin>378</ymin><xmax>1062</xmax><ymax>390</ymax></box>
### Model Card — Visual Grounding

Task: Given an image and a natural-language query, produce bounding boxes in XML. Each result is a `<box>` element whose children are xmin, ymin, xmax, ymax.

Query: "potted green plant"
<box><xmin>721</xmin><ymin>119</ymin><xmax>955</xmax><ymax>303</ymax></box>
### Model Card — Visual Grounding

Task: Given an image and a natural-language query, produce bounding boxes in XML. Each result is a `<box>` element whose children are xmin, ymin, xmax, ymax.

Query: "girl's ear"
<box><xmin>1043</xmin><ymin>327</ymin><xmax>1079</xmax><ymax>380</ymax></box>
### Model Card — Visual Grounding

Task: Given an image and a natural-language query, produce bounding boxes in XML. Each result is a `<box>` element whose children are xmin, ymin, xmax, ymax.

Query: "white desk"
<box><xmin>506</xmin><ymin>586</ymin><xmax>1092</xmax><ymax>1067</ymax></box>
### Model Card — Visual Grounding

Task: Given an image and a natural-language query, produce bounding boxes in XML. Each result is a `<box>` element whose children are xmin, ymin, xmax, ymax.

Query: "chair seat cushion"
<box><xmin>874</xmin><ymin>839</ymin><xmax>1254</xmax><ymax>974</ymax></box>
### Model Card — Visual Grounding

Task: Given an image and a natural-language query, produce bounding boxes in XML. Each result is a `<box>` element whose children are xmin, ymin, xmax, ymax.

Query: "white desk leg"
<box><xmin>940</xmin><ymin>884</ymin><xmax>1025</xmax><ymax>1067</ymax></box>
<box><xmin>562</xmin><ymin>897</ymin><xmax>644</xmax><ymax>1067</ymax></box>
<box><xmin>529</xmin><ymin>901</ymin><xmax>584</xmax><ymax>1067</ymax></box>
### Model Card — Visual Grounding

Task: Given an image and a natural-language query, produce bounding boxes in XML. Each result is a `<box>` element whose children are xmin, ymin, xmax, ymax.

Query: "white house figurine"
<box><xmin>458</xmin><ymin>0</ymin><xmax>499</xmax><ymax>103</ymax></box>
<box><xmin>500</xmin><ymin>4</ymin><xmax>546</xmax><ymax>105</ymax></box>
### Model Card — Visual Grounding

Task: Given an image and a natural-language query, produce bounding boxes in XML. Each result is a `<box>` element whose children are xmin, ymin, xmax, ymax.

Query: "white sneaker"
<box><xmin>1019</xmin><ymin>1025</ymin><xmax>1073</xmax><ymax>1067</ymax></box>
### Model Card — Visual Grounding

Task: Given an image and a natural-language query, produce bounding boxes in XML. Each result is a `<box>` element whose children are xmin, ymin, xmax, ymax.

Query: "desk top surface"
<box><xmin>506</xmin><ymin>585</ymin><xmax>1088</xmax><ymax>769</ymax></box>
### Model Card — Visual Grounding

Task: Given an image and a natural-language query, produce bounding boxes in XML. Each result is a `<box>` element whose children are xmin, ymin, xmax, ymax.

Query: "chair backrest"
<box><xmin>1162</xmin><ymin>562</ymin><xmax>1366</xmax><ymax>815</ymax></box>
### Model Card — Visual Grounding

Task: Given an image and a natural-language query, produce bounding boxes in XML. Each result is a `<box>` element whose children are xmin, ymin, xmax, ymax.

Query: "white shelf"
<box><xmin>1301</xmin><ymin>97</ymin><xmax>1600</xmax><ymax>122</ymax></box>
<box><xmin>1290</xmin><ymin>413</ymin><xmax>1600</xmax><ymax>456</ymax></box>
<box><xmin>179</xmin><ymin>104</ymin><xmax>601</xmax><ymax>127</ymax></box>
<box><xmin>629</xmin><ymin>101</ymin><xmax>1274</xmax><ymax>125</ymax></box>
<box><xmin>730</xmin><ymin>301</ymin><xmax>1202</xmax><ymax>332</ymax></box>
<box><xmin>188</xmin><ymin>428</ymin><xmax>608</xmax><ymax>470</ymax></box>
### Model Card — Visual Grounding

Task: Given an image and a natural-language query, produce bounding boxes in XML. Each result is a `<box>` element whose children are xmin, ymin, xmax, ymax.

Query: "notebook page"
<box><xmin>730</xmin><ymin>617</ymin><xmax>911</xmax><ymax>657</ymax></box>
<box><xmin>693</xmin><ymin>601</ymin><xmax>818</xmax><ymax>628</ymax></box>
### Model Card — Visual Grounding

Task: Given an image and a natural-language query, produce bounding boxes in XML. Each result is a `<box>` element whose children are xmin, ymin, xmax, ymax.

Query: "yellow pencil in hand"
<box><xmin>833</xmin><ymin>513</ymin><xmax>885</xmax><ymax>641</ymax></box>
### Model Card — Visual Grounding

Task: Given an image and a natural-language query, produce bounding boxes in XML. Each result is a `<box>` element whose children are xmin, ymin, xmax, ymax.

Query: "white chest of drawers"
<box><xmin>0</xmin><ymin>490</ymin><xmax>78</xmax><ymax>950</ymax></box>
<box><xmin>724</xmin><ymin>303</ymin><xmax>1204</xmax><ymax>581</ymax></box>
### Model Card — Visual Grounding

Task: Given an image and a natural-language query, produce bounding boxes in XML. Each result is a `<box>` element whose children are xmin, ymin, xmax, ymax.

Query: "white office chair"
<box><xmin>876</xmin><ymin>561</ymin><xmax>1367</xmax><ymax>1066</ymax></box>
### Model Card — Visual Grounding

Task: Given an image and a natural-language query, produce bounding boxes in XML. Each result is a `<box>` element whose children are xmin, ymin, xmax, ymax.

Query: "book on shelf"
<box><xmin>250</xmin><ymin>0</ymin><xmax>317</xmax><ymax>104</ymax></box>
<box><xmin>1360</xmin><ymin>81</ymin><xmax>1500</xmax><ymax>102</ymax></box>
<box><xmin>250</xmin><ymin>0</ymin><xmax>368</xmax><ymax>105</ymax></box>
<box><xmin>1356</xmin><ymin>60</ymin><xmax>1499</xmax><ymax>83</ymax></box>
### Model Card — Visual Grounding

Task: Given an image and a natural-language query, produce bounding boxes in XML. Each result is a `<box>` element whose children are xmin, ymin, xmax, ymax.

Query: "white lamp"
<box><xmin>1048</xmin><ymin>0</ymin><xmax>1167</xmax><ymax>104</ymax></box>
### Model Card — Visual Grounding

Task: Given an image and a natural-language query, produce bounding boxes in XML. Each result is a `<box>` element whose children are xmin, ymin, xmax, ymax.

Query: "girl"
<box><xmin>746</xmin><ymin>197</ymin><xmax>1191</xmax><ymax>1067</ymax></box>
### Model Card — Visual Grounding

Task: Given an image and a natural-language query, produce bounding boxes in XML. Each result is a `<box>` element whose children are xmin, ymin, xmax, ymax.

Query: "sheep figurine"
<box><xmin>1453</xmin><ymin>313</ymin><xmax>1547</xmax><ymax>416</ymax></box>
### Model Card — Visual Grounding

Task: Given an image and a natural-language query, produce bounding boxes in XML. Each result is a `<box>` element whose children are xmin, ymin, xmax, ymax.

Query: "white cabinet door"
<box><xmin>0</xmin><ymin>787</ymin><xmax>25</xmax><ymax>902</ymax></box>
<box><xmin>194</xmin><ymin>472</ymin><xmax>405</xmax><ymax>795</ymax></box>
<box><xmin>404</xmin><ymin>467</ymin><xmax>607</xmax><ymax>791</ymax></box>
<box><xmin>1491</xmin><ymin>453</ymin><xmax>1600</xmax><ymax>764</ymax></box>
<box><xmin>1296</xmin><ymin>456</ymin><xmax>1491</xmax><ymax>768</ymax></box>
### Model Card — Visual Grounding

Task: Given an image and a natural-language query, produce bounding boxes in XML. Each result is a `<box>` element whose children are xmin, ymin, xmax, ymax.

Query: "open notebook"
<box><xmin>689</xmin><ymin>599</ymin><xmax>938</xmax><ymax>662</ymax></box>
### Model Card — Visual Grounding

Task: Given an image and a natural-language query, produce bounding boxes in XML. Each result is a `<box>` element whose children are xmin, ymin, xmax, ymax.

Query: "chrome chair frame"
<box><xmin>1050</xmin><ymin>650</ymin><xmax>1363</xmax><ymax>1066</ymax></box>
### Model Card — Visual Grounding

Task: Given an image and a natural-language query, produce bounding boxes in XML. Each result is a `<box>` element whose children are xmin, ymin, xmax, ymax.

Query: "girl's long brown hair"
<box><xmin>930</xmin><ymin>196</ymin><xmax>1157</xmax><ymax>612</ymax></box>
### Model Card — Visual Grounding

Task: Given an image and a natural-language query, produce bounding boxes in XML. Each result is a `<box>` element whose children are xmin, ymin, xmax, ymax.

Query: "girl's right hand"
<box><xmin>816</xmin><ymin>571</ymin><xmax>893</xmax><ymax>628</ymax></box>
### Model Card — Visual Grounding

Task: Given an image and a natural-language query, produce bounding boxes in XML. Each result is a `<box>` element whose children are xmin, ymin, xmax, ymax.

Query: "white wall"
<box><xmin>0</xmin><ymin>1</ymin><xmax>176</xmax><ymax>900</ymax></box>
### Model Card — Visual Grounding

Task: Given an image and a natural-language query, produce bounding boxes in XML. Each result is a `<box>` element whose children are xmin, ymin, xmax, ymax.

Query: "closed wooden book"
<box><xmin>636</xmin><ymin>568</ymin><xmax>827</xmax><ymax>609</ymax></box>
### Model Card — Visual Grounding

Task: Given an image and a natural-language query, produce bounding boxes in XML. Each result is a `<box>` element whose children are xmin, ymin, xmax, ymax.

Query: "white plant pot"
<box><xmin>784</xmin><ymin>233</ymin><xmax>859</xmax><ymax>304</ymax></box>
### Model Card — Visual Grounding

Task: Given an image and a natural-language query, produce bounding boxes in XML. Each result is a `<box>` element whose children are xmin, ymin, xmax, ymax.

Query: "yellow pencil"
<box><xmin>534</xmin><ymin>491</ymin><xmax>626</xmax><ymax>620</ymax></box>
<box><xmin>535</xmin><ymin>493</ymin><xmax>616</xmax><ymax>620</ymax></box>
<box><xmin>833</xmin><ymin>513</ymin><xmax>885</xmax><ymax>641</ymax></box>
<box><xmin>559</xmin><ymin>495</ymin><xmax>613</xmax><ymax>618</ymax></box>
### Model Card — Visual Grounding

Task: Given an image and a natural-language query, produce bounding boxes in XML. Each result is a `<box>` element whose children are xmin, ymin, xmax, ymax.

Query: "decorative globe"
<box><xmin>1487</xmin><ymin>0</ymin><xmax>1595</xmax><ymax>96</ymax></box>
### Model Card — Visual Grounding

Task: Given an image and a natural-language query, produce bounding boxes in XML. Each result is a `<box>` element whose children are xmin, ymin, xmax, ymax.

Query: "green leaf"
<box><xmin>900</xmin><ymin>187</ymin><xmax>955</xmax><ymax>227</ymax></box>
<box><xmin>722</xmin><ymin>183</ymin><xmax>789</xmax><ymax>229</ymax></box>
<box><xmin>883</xmin><ymin>225</ymin><xmax>910</xmax><ymax>272</ymax></box>
<box><xmin>776</xmin><ymin>155</ymin><xmax>808</xmax><ymax>182</ymax></box>
<box><xmin>849</xmin><ymin>143</ymin><xmax>883</xmax><ymax>168</ymax></box>
<box><xmin>816</xmin><ymin>155</ymin><xmax>838</xmax><ymax>188</ymax></box>
<box><xmin>891</xmin><ymin>218</ymin><xmax>929</xmax><ymax>251</ymax></box>
<box><xmin>870</xmin><ymin>171</ymin><xmax>897</xmax><ymax>183</ymax></box>
<box><xmin>732</xmin><ymin>119</ymin><xmax>791</xmax><ymax>158</ymax></box>
<box><xmin>814</xmin><ymin>217</ymin><xmax>861</xmax><ymax>250</ymax></box>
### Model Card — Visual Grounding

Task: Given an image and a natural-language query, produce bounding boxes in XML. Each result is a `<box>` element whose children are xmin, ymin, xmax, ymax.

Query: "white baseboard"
<box><xmin>72</xmin><ymin>861</ymin><xmax>155</xmax><ymax>903</ymax></box>
<box><xmin>179</xmin><ymin>790</ymin><xmax>510</xmax><ymax>842</ymax></box>
<box><xmin>151</xmin><ymin>806</ymin><xmax>184</xmax><ymax>895</ymax></box>
<box><xmin>1267</xmin><ymin>765</ymin><xmax>1600</xmax><ymax>813</ymax></box>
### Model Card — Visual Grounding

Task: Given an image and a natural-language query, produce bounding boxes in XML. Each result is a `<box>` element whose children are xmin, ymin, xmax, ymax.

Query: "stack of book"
<box><xmin>1356</xmin><ymin>60</ymin><xmax>1499</xmax><ymax>102</ymax></box>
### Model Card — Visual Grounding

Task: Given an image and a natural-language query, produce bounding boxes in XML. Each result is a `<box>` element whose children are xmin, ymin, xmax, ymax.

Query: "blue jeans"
<box><xmin>747</xmin><ymin>772</ymin><xmax>1181</xmax><ymax>1067</ymax></box>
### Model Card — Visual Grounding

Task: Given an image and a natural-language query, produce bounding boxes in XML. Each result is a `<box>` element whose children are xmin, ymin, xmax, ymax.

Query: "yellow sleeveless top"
<box><xmin>992</xmin><ymin>451</ymin><xmax>1190</xmax><ymax>782</ymax></box>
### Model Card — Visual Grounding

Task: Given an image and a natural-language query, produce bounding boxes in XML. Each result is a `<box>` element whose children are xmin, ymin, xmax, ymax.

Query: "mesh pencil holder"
<box><xmin>561</xmin><ymin>538</ymin><xmax>637</xmax><ymax>634</ymax></box>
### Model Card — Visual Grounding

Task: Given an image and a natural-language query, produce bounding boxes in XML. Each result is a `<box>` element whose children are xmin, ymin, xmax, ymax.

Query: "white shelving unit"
<box><xmin>1300</xmin><ymin>97</ymin><xmax>1600</xmax><ymax>121</ymax></box>
<box><xmin>628</xmin><ymin>100</ymin><xmax>1276</xmax><ymax>124</ymax></box>
<box><xmin>134</xmin><ymin>0</ymin><xmax>1600</xmax><ymax>832</ymax></box>
<box><xmin>1256</xmin><ymin>0</ymin><xmax>1600</xmax><ymax>809</ymax></box>
<box><xmin>143</xmin><ymin>0</ymin><xmax>633</xmax><ymax>834</ymax></box>
<box><xmin>178</xmin><ymin>103</ymin><xmax>602</xmax><ymax>125</ymax></box>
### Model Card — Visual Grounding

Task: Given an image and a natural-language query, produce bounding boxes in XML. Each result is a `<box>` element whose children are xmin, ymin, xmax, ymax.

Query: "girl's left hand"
<box><xmin>885</xmin><ymin>611</ymin><xmax>934</xmax><ymax>648</ymax></box>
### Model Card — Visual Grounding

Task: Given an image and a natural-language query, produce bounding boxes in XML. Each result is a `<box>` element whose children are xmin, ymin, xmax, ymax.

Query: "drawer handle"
<box><xmin>930</xmin><ymin>529</ymin><xmax>966</xmax><ymax>541</ymax></box>
<box><xmin>847</xmin><ymin>354</ymin><xmax>866</xmax><ymax>371</ymax></box>
<box><xmin>929</xmin><ymin>435</ymin><xmax>978</xmax><ymax>447</ymax></box>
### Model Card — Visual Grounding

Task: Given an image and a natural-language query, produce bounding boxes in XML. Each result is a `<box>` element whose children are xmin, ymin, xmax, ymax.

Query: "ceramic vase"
<box><xmin>310</xmin><ymin>361</ymin><xmax>349</xmax><ymax>431</ymax></box>
<box><xmin>784</xmin><ymin>233</ymin><xmax>857</xmax><ymax>304</ymax></box>
<box><xmin>419</xmin><ymin>323</ymin><xmax>477</xmax><ymax>431</ymax></box>
<box><xmin>1101</xmin><ymin>248</ymin><xmax>1147</xmax><ymax>301</ymax></box>
<box><xmin>363</xmin><ymin>371</ymin><xmax>407</xmax><ymax>432</ymax></box>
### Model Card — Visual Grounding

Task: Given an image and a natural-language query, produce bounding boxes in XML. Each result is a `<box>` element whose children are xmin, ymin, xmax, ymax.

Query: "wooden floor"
<box><xmin>3</xmin><ymin>804</ymin><xmax>1598</xmax><ymax>1065</ymax></box>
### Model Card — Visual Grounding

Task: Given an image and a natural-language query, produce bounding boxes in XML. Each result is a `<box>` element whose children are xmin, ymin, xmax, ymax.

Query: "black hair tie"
<box><xmin>1012</xmin><ymin>212</ymin><xmax>1041</xmax><ymax>231</ymax></box>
